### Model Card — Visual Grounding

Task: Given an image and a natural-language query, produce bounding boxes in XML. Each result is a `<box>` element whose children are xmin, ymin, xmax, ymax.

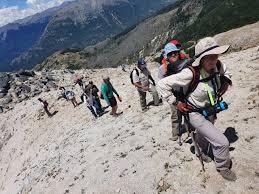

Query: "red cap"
<box><xmin>169</xmin><ymin>39</ymin><xmax>181</xmax><ymax>46</ymax></box>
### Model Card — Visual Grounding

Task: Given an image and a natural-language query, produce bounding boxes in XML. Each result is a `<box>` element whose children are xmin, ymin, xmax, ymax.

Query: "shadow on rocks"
<box><xmin>224</xmin><ymin>127</ymin><xmax>239</xmax><ymax>143</ymax></box>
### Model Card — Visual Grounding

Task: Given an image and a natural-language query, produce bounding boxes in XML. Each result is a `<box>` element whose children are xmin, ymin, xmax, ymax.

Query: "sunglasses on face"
<box><xmin>167</xmin><ymin>51</ymin><xmax>179</xmax><ymax>58</ymax></box>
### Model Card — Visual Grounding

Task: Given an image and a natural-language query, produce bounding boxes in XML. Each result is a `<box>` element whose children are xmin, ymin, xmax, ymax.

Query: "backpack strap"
<box><xmin>186</xmin><ymin>66</ymin><xmax>200</xmax><ymax>96</ymax></box>
<box><xmin>162</xmin><ymin>58</ymin><xmax>168</xmax><ymax>75</ymax></box>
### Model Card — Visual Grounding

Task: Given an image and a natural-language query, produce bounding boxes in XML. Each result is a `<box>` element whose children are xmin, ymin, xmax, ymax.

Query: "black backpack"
<box><xmin>130</xmin><ymin>68</ymin><xmax>139</xmax><ymax>85</ymax></box>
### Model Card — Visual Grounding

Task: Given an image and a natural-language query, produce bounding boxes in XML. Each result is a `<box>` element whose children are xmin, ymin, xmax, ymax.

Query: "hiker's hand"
<box><xmin>175</xmin><ymin>102</ymin><xmax>193</xmax><ymax>112</ymax></box>
<box><xmin>218</xmin><ymin>82</ymin><xmax>229</xmax><ymax>96</ymax></box>
<box><xmin>117</xmin><ymin>96</ymin><xmax>122</xmax><ymax>102</ymax></box>
<box><xmin>142</xmin><ymin>86</ymin><xmax>149</xmax><ymax>91</ymax></box>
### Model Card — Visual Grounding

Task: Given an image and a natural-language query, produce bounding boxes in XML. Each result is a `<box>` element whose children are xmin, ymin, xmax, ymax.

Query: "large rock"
<box><xmin>17</xmin><ymin>70</ymin><xmax>36</xmax><ymax>77</ymax></box>
<box><xmin>0</xmin><ymin>73</ymin><xmax>11</xmax><ymax>93</ymax></box>
<box><xmin>0</xmin><ymin>94</ymin><xmax>12</xmax><ymax>105</ymax></box>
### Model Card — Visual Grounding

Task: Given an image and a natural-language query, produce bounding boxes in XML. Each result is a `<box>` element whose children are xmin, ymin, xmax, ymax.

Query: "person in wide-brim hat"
<box><xmin>192</xmin><ymin>37</ymin><xmax>230</xmax><ymax>67</ymax></box>
<box><xmin>157</xmin><ymin>37</ymin><xmax>237</xmax><ymax>181</ymax></box>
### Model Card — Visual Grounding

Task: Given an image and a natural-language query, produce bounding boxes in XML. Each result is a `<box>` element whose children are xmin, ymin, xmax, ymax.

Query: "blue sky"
<box><xmin>0</xmin><ymin>0</ymin><xmax>29</xmax><ymax>9</ymax></box>
<box><xmin>0</xmin><ymin>0</ymin><xmax>73</xmax><ymax>27</ymax></box>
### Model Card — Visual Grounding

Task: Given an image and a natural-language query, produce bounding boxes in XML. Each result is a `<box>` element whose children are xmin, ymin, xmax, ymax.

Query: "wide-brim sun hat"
<box><xmin>164</xmin><ymin>43</ymin><xmax>180</xmax><ymax>58</ymax></box>
<box><xmin>192</xmin><ymin>37</ymin><xmax>230</xmax><ymax>67</ymax></box>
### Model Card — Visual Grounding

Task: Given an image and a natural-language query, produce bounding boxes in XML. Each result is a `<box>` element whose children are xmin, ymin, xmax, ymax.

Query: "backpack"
<box><xmin>130</xmin><ymin>68</ymin><xmax>139</xmax><ymax>85</ymax></box>
<box><xmin>166</xmin><ymin>59</ymin><xmax>192</xmax><ymax>77</ymax></box>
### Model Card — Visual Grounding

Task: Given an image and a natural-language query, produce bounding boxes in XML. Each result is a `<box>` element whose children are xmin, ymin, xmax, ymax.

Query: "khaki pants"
<box><xmin>138</xmin><ymin>85</ymin><xmax>159</xmax><ymax>110</ymax></box>
<box><xmin>189</xmin><ymin>112</ymin><xmax>231</xmax><ymax>170</ymax></box>
<box><xmin>170</xmin><ymin>104</ymin><xmax>179</xmax><ymax>137</ymax></box>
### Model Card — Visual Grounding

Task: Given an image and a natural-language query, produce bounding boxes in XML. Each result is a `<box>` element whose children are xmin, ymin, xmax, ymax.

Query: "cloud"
<box><xmin>0</xmin><ymin>0</ymin><xmax>72</xmax><ymax>27</ymax></box>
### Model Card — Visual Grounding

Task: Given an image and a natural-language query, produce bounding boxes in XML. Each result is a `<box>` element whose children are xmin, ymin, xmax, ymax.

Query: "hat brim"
<box><xmin>192</xmin><ymin>45</ymin><xmax>230</xmax><ymax>67</ymax></box>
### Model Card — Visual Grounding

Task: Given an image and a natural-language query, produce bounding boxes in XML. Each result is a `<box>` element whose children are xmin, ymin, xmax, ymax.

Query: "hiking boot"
<box><xmin>200</xmin><ymin>153</ymin><xmax>212</xmax><ymax>163</ymax></box>
<box><xmin>142</xmin><ymin>106</ymin><xmax>149</xmax><ymax>112</ymax></box>
<box><xmin>218</xmin><ymin>169</ymin><xmax>237</xmax><ymax>181</ymax></box>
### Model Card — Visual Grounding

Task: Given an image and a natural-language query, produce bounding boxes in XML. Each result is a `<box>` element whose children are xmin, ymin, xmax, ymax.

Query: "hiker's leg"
<box><xmin>44</xmin><ymin>107</ymin><xmax>52</xmax><ymax>117</ymax></box>
<box><xmin>170</xmin><ymin>104</ymin><xmax>179</xmax><ymax>139</ymax></box>
<box><xmin>93</xmin><ymin>100</ymin><xmax>101</xmax><ymax>115</ymax></box>
<box><xmin>112</xmin><ymin>105</ymin><xmax>118</xmax><ymax>115</ymax></box>
<box><xmin>87</xmin><ymin>106</ymin><xmax>97</xmax><ymax>118</ymax></box>
<box><xmin>149</xmin><ymin>86</ymin><xmax>160</xmax><ymax>106</ymax></box>
<box><xmin>109</xmin><ymin>96</ymin><xmax>118</xmax><ymax>115</ymax></box>
<box><xmin>96</xmin><ymin>98</ymin><xmax>103</xmax><ymax>110</ymax></box>
<box><xmin>189</xmin><ymin>113</ymin><xmax>231</xmax><ymax>170</ymax></box>
<box><xmin>138</xmin><ymin>91</ymin><xmax>147</xmax><ymax>110</ymax></box>
<box><xmin>71</xmin><ymin>98</ymin><xmax>77</xmax><ymax>107</ymax></box>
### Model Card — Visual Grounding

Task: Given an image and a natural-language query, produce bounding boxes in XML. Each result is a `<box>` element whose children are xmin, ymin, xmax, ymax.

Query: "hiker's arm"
<box><xmin>111</xmin><ymin>84</ymin><xmax>119</xmax><ymax>97</ymax></box>
<box><xmin>94</xmin><ymin>85</ymin><xmax>99</xmax><ymax>93</ymax></box>
<box><xmin>158</xmin><ymin>66</ymin><xmax>165</xmax><ymax>80</ymax></box>
<box><xmin>157</xmin><ymin>68</ymin><xmax>193</xmax><ymax>105</ymax></box>
<box><xmin>133</xmin><ymin>82</ymin><xmax>148</xmax><ymax>91</ymax></box>
<box><xmin>148</xmin><ymin>75</ymin><xmax>156</xmax><ymax>86</ymax></box>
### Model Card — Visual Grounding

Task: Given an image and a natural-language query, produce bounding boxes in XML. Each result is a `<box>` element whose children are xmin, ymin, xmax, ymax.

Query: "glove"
<box><xmin>175</xmin><ymin>102</ymin><xmax>193</xmax><ymax>112</ymax></box>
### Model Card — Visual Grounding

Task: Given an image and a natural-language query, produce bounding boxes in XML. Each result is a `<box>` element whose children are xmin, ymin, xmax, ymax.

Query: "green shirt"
<box><xmin>101</xmin><ymin>82</ymin><xmax>119</xmax><ymax>105</ymax></box>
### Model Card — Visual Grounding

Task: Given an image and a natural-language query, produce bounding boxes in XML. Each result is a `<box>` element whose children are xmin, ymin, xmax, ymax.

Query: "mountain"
<box><xmin>0</xmin><ymin>0</ymin><xmax>176</xmax><ymax>72</ymax></box>
<box><xmin>36</xmin><ymin>0</ymin><xmax>259</xmax><ymax>70</ymax></box>
<box><xmin>0</xmin><ymin>1</ymin><xmax>72</xmax><ymax>72</ymax></box>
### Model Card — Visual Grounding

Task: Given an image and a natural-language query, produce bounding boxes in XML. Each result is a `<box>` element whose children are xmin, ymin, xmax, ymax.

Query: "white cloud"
<box><xmin>0</xmin><ymin>0</ymin><xmax>72</xmax><ymax>27</ymax></box>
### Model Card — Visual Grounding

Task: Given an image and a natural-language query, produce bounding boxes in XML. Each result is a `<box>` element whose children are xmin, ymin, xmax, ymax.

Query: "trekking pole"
<box><xmin>185</xmin><ymin>113</ymin><xmax>205</xmax><ymax>172</ymax></box>
<box><xmin>178</xmin><ymin>111</ymin><xmax>183</xmax><ymax>146</ymax></box>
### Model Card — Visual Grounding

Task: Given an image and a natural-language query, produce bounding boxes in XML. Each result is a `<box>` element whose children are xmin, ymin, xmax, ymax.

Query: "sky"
<box><xmin>0</xmin><ymin>0</ymin><xmax>73</xmax><ymax>27</ymax></box>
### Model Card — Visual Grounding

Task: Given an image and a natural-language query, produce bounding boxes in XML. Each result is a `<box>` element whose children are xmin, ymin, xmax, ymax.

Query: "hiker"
<box><xmin>158</xmin><ymin>43</ymin><xmax>191</xmax><ymax>79</ymax></box>
<box><xmin>38</xmin><ymin>98</ymin><xmax>52</xmax><ymax>117</ymax></box>
<box><xmin>157</xmin><ymin>37</ymin><xmax>236</xmax><ymax>181</ymax></box>
<box><xmin>131</xmin><ymin>58</ymin><xmax>160</xmax><ymax>111</ymax></box>
<box><xmin>59</xmin><ymin>87</ymin><xmax>78</xmax><ymax>108</ymax></box>
<box><xmin>169</xmin><ymin>39</ymin><xmax>190</xmax><ymax>59</ymax></box>
<box><xmin>86</xmin><ymin>81</ymin><xmax>103</xmax><ymax>110</ymax></box>
<box><xmin>82</xmin><ymin>88</ymin><xmax>102</xmax><ymax>118</ymax></box>
<box><xmin>158</xmin><ymin>43</ymin><xmax>192</xmax><ymax>140</ymax></box>
<box><xmin>74</xmin><ymin>75</ymin><xmax>85</xmax><ymax>91</ymax></box>
<box><xmin>101</xmin><ymin>76</ymin><xmax>122</xmax><ymax>116</ymax></box>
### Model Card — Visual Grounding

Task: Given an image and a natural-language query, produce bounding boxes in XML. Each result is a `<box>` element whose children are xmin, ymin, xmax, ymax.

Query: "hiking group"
<box><xmin>39</xmin><ymin>36</ymin><xmax>236</xmax><ymax>181</ymax></box>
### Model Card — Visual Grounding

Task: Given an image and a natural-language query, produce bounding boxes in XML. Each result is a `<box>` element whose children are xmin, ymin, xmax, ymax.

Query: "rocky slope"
<box><xmin>0</xmin><ymin>45</ymin><xmax>258</xmax><ymax>194</ymax></box>
<box><xmin>0</xmin><ymin>24</ymin><xmax>259</xmax><ymax>193</ymax></box>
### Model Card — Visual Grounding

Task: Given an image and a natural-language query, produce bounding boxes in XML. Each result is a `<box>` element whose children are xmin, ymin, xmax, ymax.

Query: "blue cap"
<box><xmin>164</xmin><ymin>43</ymin><xmax>180</xmax><ymax>58</ymax></box>
<box><xmin>137</xmin><ymin>58</ymin><xmax>146</xmax><ymax>66</ymax></box>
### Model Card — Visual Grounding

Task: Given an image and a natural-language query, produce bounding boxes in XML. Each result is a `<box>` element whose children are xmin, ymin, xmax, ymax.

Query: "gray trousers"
<box><xmin>138</xmin><ymin>85</ymin><xmax>159</xmax><ymax>109</ymax></box>
<box><xmin>189</xmin><ymin>112</ymin><xmax>231</xmax><ymax>170</ymax></box>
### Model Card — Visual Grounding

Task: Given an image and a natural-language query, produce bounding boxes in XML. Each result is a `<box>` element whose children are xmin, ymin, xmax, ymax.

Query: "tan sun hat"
<box><xmin>192</xmin><ymin>37</ymin><xmax>230</xmax><ymax>67</ymax></box>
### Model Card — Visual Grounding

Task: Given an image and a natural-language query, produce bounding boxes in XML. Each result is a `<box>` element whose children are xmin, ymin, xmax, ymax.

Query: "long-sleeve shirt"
<box><xmin>101</xmin><ymin>82</ymin><xmax>119</xmax><ymax>105</ymax></box>
<box><xmin>157</xmin><ymin>61</ymin><xmax>231</xmax><ymax>108</ymax></box>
